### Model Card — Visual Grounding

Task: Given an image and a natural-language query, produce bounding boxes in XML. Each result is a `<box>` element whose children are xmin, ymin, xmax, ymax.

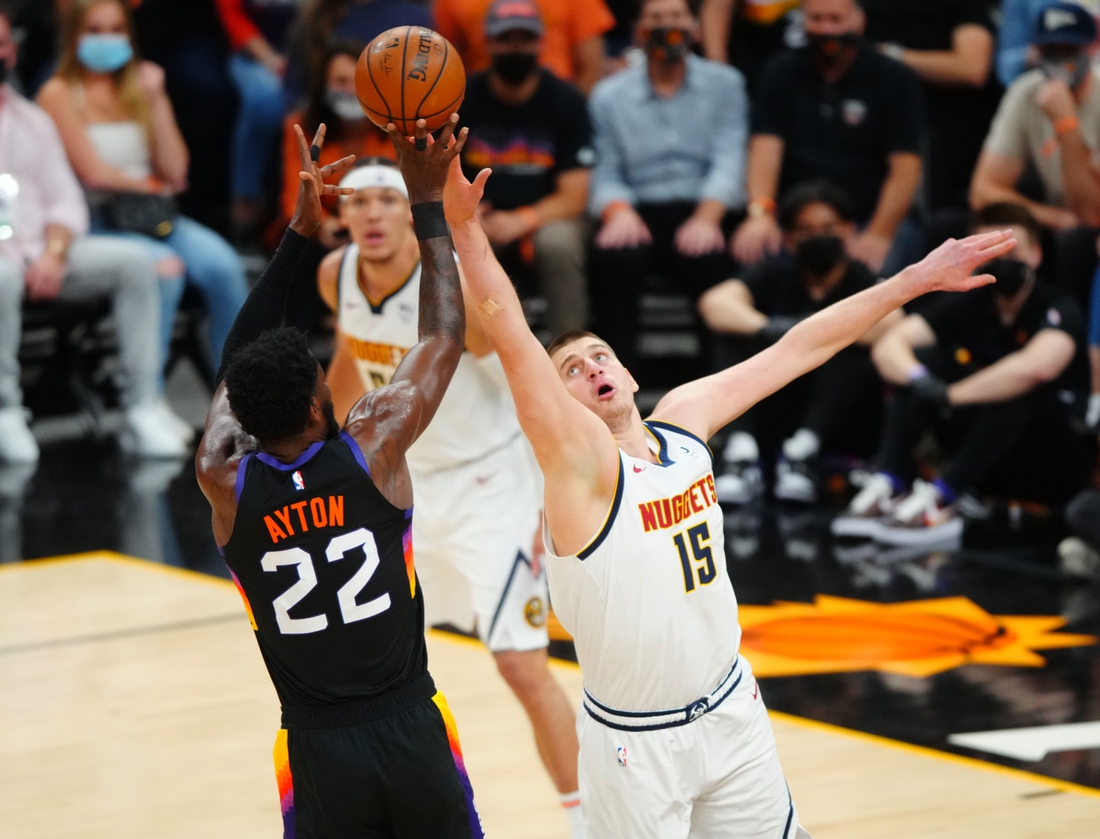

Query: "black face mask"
<box><xmin>491</xmin><ymin>52</ymin><xmax>538</xmax><ymax>85</ymax></box>
<box><xmin>795</xmin><ymin>234</ymin><xmax>845</xmax><ymax>276</ymax></box>
<box><xmin>807</xmin><ymin>32</ymin><xmax>859</xmax><ymax>67</ymax></box>
<box><xmin>983</xmin><ymin>258</ymin><xmax>1034</xmax><ymax>299</ymax></box>
<box><xmin>644</xmin><ymin>27</ymin><xmax>692</xmax><ymax>63</ymax></box>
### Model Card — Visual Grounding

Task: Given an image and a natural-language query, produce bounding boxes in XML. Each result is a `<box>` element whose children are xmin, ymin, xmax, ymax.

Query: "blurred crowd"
<box><xmin>2</xmin><ymin>0</ymin><xmax>1100</xmax><ymax>569</ymax></box>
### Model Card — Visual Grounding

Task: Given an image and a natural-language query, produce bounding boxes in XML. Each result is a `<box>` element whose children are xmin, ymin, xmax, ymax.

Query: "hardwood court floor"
<box><xmin>2</xmin><ymin>553</ymin><xmax>1099</xmax><ymax>839</ymax></box>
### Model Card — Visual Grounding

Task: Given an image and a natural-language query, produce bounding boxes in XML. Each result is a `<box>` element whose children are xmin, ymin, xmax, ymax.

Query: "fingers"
<box><xmin>413</xmin><ymin>119</ymin><xmax>429</xmax><ymax>151</ymax></box>
<box><xmin>320</xmin><ymin>154</ymin><xmax>357</xmax><ymax>178</ymax></box>
<box><xmin>323</xmin><ymin>186</ymin><xmax>356</xmax><ymax>196</ymax></box>
<box><xmin>435</xmin><ymin>112</ymin><xmax>459</xmax><ymax>149</ymax></box>
<box><xmin>472</xmin><ymin>167</ymin><xmax>492</xmax><ymax>190</ymax></box>
<box><xmin>311</xmin><ymin>123</ymin><xmax>326</xmax><ymax>151</ymax></box>
<box><xmin>293</xmin><ymin>124</ymin><xmax>311</xmax><ymax>171</ymax></box>
<box><xmin>449</xmin><ymin>125</ymin><xmax>470</xmax><ymax>158</ymax></box>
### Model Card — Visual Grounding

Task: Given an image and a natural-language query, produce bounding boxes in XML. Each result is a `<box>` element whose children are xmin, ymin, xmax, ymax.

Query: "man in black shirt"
<box><xmin>836</xmin><ymin>202</ymin><xmax>1094</xmax><ymax>545</ymax></box>
<box><xmin>731</xmin><ymin>0</ymin><xmax>925</xmax><ymax>275</ymax></box>
<box><xmin>460</xmin><ymin>0</ymin><xmax>593</xmax><ymax>336</ymax></box>
<box><xmin>196</xmin><ymin>119</ymin><xmax>485</xmax><ymax>838</ymax></box>
<box><xmin>701</xmin><ymin>180</ymin><xmax>901</xmax><ymax>503</ymax></box>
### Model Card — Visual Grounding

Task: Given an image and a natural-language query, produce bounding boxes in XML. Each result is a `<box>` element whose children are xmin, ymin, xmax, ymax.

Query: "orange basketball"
<box><xmin>355</xmin><ymin>27</ymin><xmax>466</xmax><ymax>135</ymax></box>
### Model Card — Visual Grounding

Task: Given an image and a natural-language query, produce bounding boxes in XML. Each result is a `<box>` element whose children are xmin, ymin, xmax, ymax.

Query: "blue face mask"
<box><xmin>77</xmin><ymin>34</ymin><xmax>134</xmax><ymax>73</ymax></box>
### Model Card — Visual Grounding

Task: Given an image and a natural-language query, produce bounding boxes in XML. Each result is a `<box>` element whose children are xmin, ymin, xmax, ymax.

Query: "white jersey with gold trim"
<box><xmin>336</xmin><ymin>243</ymin><xmax>521</xmax><ymax>474</ymax></box>
<box><xmin>544</xmin><ymin>420</ymin><xmax>741</xmax><ymax>712</ymax></box>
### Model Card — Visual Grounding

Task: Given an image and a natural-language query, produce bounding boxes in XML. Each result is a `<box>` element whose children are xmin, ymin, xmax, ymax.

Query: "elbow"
<box><xmin>962</xmin><ymin>61</ymin><xmax>991</xmax><ymax>88</ymax></box>
<box><xmin>870</xmin><ymin>339</ymin><xmax>893</xmax><ymax>378</ymax></box>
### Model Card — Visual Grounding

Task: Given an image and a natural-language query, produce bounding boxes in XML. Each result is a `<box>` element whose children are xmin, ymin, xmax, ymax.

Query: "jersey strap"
<box><xmin>576</xmin><ymin>455</ymin><xmax>625</xmax><ymax>560</ymax></box>
<box><xmin>645</xmin><ymin>420</ymin><xmax>714</xmax><ymax>464</ymax></box>
<box><xmin>339</xmin><ymin>430</ymin><xmax>371</xmax><ymax>475</ymax></box>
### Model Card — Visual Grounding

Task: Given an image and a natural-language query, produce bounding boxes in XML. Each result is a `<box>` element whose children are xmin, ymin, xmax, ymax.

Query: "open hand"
<box><xmin>674</xmin><ymin>215</ymin><xmax>725</xmax><ymax>257</ymax></box>
<box><xmin>910</xmin><ymin>230</ymin><xmax>1016</xmax><ymax>294</ymax></box>
<box><xmin>731</xmin><ymin>215</ymin><xmax>782</xmax><ymax>265</ymax></box>
<box><xmin>290</xmin><ymin>123</ymin><xmax>356</xmax><ymax>237</ymax></box>
<box><xmin>596</xmin><ymin>206</ymin><xmax>651</xmax><ymax>249</ymax></box>
<box><xmin>444</xmin><ymin>155</ymin><xmax>492</xmax><ymax>224</ymax></box>
<box><xmin>386</xmin><ymin>115</ymin><xmax>469</xmax><ymax>205</ymax></box>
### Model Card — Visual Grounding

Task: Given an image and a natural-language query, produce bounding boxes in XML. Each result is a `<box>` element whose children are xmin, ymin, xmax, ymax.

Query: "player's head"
<box><xmin>636</xmin><ymin>0</ymin><xmax>699</xmax><ymax>63</ymax></box>
<box><xmin>777</xmin><ymin>180</ymin><xmax>855</xmax><ymax>279</ymax></box>
<box><xmin>547</xmin><ymin>330</ymin><xmax>640</xmax><ymax>428</ymax></box>
<box><xmin>970</xmin><ymin>203</ymin><xmax>1042</xmax><ymax>298</ymax></box>
<box><xmin>338</xmin><ymin>158</ymin><xmax>414</xmax><ymax>263</ymax></box>
<box><xmin>224</xmin><ymin>328</ymin><xmax>340</xmax><ymax>449</ymax></box>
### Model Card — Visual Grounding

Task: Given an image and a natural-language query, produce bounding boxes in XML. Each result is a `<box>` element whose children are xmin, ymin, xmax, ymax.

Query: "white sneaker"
<box><xmin>0</xmin><ymin>406</ymin><xmax>39</xmax><ymax>464</ymax></box>
<box><xmin>876</xmin><ymin>479</ymin><xmax>964</xmax><ymax>545</ymax></box>
<box><xmin>1059</xmin><ymin>537</ymin><xmax>1100</xmax><ymax>578</ymax></box>
<box><xmin>715</xmin><ymin>461</ymin><xmax>763</xmax><ymax>505</ymax></box>
<box><xmin>121</xmin><ymin>402</ymin><xmax>188</xmax><ymax>459</ymax></box>
<box><xmin>153</xmin><ymin>397</ymin><xmax>195</xmax><ymax>443</ymax></box>
<box><xmin>832</xmin><ymin>472</ymin><xmax>897</xmax><ymax>538</ymax></box>
<box><xmin>774</xmin><ymin>457</ymin><xmax>817</xmax><ymax>503</ymax></box>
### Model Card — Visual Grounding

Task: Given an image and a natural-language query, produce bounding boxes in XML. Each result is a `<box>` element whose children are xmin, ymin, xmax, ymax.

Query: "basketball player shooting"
<box><xmin>443</xmin><ymin>159</ymin><xmax>1016</xmax><ymax>838</ymax></box>
<box><xmin>196</xmin><ymin>117</ymin><xmax>485</xmax><ymax>839</ymax></box>
<box><xmin>316</xmin><ymin>157</ymin><xmax>585</xmax><ymax>835</ymax></box>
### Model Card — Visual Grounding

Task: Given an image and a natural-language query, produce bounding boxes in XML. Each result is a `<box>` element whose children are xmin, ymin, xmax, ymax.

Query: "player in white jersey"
<box><xmin>316</xmin><ymin>158</ymin><xmax>587</xmax><ymax>836</ymax></box>
<box><xmin>443</xmin><ymin>152</ymin><xmax>1017</xmax><ymax>836</ymax></box>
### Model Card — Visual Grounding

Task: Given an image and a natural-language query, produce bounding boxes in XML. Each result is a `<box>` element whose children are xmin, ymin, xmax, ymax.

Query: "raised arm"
<box><xmin>653</xmin><ymin>231</ymin><xmax>1018</xmax><ymax>441</ymax></box>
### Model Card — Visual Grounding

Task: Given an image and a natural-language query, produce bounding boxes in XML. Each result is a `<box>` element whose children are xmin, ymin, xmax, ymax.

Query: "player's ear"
<box><xmin>626</xmin><ymin>369</ymin><xmax>640</xmax><ymax>394</ymax></box>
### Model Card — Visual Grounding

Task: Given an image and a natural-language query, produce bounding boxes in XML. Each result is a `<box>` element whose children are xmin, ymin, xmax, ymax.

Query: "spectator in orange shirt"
<box><xmin>434</xmin><ymin>0</ymin><xmax>615</xmax><ymax>94</ymax></box>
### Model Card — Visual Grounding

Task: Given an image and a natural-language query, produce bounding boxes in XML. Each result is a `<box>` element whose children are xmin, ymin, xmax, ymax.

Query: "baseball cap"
<box><xmin>1033</xmin><ymin>2</ymin><xmax>1098</xmax><ymax>46</ymax></box>
<box><xmin>485</xmin><ymin>0</ymin><xmax>544</xmax><ymax>39</ymax></box>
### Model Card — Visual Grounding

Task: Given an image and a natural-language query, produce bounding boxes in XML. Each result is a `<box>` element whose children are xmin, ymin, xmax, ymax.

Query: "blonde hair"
<box><xmin>55</xmin><ymin>0</ymin><xmax>150</xmax><ymax>132</ymax></box>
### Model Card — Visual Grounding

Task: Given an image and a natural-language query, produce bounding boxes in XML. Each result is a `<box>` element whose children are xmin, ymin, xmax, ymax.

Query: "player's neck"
<box><xmin>262</xmin><ymin>428</ymin><xmax>328</xmax><ymax>464</ymax></box>
<box><xmin>609</xmin><ymin>408</ymin><xmax>655</xmax><ymax>462</ymax></box>
<box><xmin>357</xmin><ymin>235</ymin><xmax>421</xmax><ymax>302</ymax></box>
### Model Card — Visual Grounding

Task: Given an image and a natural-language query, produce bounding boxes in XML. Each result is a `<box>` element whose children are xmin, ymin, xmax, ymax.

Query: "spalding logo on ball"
<box><xmin>355</xmin><ymin>26</ymin><xmax>466</xmax><ymax>135</ymax></box>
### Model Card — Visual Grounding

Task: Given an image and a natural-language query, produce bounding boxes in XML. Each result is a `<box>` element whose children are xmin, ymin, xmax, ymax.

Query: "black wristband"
<box><xmin>411</xmin><ymin>201</ymin><xmax>449</xmax><ymax>240</ymax></box>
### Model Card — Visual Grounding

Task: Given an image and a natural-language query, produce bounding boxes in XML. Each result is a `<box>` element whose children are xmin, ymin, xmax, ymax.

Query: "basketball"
<box><xmin>355</xmin><ymin>26</ymin><xmax>466</xmax><ymax>135</ymax></box>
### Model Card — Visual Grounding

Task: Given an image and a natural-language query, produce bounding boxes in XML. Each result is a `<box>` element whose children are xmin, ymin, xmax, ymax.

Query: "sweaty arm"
<box><xmin>653</xmin><ymin>231</ymin><xmax>1017</xmax><ymax>440</ymax></box>
<box><xmin>947</xmin><ymin>330</ymin><xmax>1076</xmax><ymax>405</ymax></box>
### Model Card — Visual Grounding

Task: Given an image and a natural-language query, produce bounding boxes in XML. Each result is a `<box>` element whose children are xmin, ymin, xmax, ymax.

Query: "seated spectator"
<box><xmin>971</xmin><ymin>3</ymin><xmax>1100</xmax><ymax>309</ymax></box>
<box><xmin>1060</xmin><ymin>487</ymin><xmax>1100</xmax><ymax>577</ymax></box>
<box><xmin>38</xmin><ymin>0</ymin><xmax>249</xmax><ymax>377</ymax></box>
<box><xmin>835</xmin><ymin>203</ymin><xmax>1095</xmax><ymax>545</ymax></box>
<box><xmin>434</xmin><ymin>0</ymin><xmax>615</xmax><ymax>95</ymax></box>
<box><xmin>0</xmin><ymin>4</ymin><xmax>187</xmax><ymax>462</ymax></box>
<box><xmin>731</xmin><ymin>0</ymin><xmax>924</xmax><ymax>276</ymax></box>
<box><xmin>861</xmin><ymin>0</ymin><xmax>1000</xmax><ymax>214</ymax></box>
<box><xmin>278</xmin><ymin>40</ymin><xmax>391</xmax><ymax>331</ymax></box>
<box><xmin>286</xmin><ymin>0</ymin><xmax>432</xmax><ymax>102</ymax></box>
<box><xmin>588</xmin><ymin>0</ymin><xmax>747</xmax><ymax>371</ymax></box>
<box><xmin>699</xmin><ymin>181</ymin><xmax>900</xmax><ymax>504</ymax></box>
<box><xmin>997</xmin><ymin>0</ymin><xmax>1100</xmax><ymax>86</ymax></box>
<box><xmin>699</xmin><ymin>0</ymin><xmax>804</xmax><ymax>93</ymax></box>
<box><xmin>215</xmin><ymin>0</ymin><xmax>303</xmax><ymax>239</ymax></box>
<box><xmin>459</xmin><ymin>0</ymin><xmax>593</xmax><ymax>336</ymax></box>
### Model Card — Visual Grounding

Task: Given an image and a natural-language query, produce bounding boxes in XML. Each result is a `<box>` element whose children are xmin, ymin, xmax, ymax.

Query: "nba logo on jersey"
<box><xmin>292</xmin><ymin>471</ymin><xmax>305</xmax><ymax>491</ymax></box>
<box><xmin>616</xmin><ymin>746</ymin><xmax>627</xmax><ymax>766</ymax></box>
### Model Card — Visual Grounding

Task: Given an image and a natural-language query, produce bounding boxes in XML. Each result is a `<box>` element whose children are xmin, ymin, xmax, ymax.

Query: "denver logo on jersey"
<box><xmin>264</xmin><ymin>496</ymin><xmax>345</xmax><ymax>544</ymax></box>
<box><xmin>638</xmin><ymin>476</ymin><xmax>718</xmax><ymax>533</ymax></box>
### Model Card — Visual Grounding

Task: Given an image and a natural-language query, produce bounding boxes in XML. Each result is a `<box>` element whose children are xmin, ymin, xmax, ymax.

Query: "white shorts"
<box><xmin>411</xmin><ymin>433</ymin><xmax>548</xmax><ymax>653</ymax></box>
<box><xmin>578</xmin><ymin>658</ymin><xmax>812</xmax><ymax>839</ymax></box>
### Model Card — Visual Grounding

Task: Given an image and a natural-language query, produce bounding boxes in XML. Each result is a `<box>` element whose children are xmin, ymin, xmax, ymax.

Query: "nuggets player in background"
<box><xmin>444</xmin><ymin>154</ymin><xmax>1017</xmax><ymax>837</ymax></box>
<box><xmin>196</xmin><ymin>118</ymin><xmax>485</xmax><ymax>839</ymax></box>
<box><xmin>317</xmin><ymin>156</ymin><xmax>586</xmax><ymax>837</ymax></box>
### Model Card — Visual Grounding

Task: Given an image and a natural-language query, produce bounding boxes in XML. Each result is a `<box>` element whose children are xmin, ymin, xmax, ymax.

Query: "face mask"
<box><xmin>1039</xmin><ymin>52</ymin><xmax>1092</xmax><ymax>90</ymax></box>
<box><xmin>984</xmin><ymin>258</ymin><xmax>1034</xmax><ymax>298</ymax></box>
<box><xmin>325</xmin><ymin>90</ymin><xmax>366</xmax><ymax>122</ymax></box>
<box><xmin>643</xmin><ymin>28</ymin><xmax>692</xmax><ymax>63</ymax></box>
<box><xmin>491</xmin><ymin>52</ymin><xmax>538</xmax><ymax>84</ymax></box>
<box><xmin>807</xmin><ymin>32</ymin><xmax>859</xmax><ymax>67</ymax></box>
<box><xmin>795</xmin><ymin>234</ymin><xmax>845</xmax><ymax>276</ymax></box>
<box><xmin>77</xmin><ymin>34</ymin><xmax>134</xmax><ymax>73</ymax></box>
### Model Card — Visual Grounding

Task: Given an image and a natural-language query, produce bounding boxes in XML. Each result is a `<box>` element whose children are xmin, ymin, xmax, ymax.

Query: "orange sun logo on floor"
<box><xmin>738</xmin><ymin>596</ymin><xmax>1096</xmax><ymax>678</ymax></box>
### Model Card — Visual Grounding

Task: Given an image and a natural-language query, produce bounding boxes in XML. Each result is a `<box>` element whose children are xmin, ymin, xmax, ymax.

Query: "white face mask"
<box><xmin>326</xmin><ymin>90</ymin><xmax>366</xmax><ymax>122</ymax></box>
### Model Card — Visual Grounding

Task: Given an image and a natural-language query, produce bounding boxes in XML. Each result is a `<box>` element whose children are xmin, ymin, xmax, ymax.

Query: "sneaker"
<box><xmin>120</xmin><ymin>402</ymin><xmax>188</xmax><ymax>459</ymax></box>
<box><xmin>153</xmin><ymin>397</ymin><xmax>196</xmax><ymax>443</ymax></box>
<box><xmin>774</xmin><ymin>457</ymin><xmax>818</xmax><ymax>503</ymax></box>
<box><xmin>0</xmin><ymin>406</ymin><xmax>39</xmax><ymax>464</ymax></box>
<box><xmin>876</xmin><ymin>479</ymin><xmax>964</xmax><ymax>545</ymax></box>
<box><xmin>715</xmin><ymin>460</ymin><xmax>763</xmax><ymax>505</ymax></box>
<box><xmin>832</xmin><ymin>472</ymin><xmax>897</xmax><ymax>538</ymax></box>
<box><xmin>1059</xmin><ymin>537</ymin><xmax>1100</xmax><ymax>578</ymax></box>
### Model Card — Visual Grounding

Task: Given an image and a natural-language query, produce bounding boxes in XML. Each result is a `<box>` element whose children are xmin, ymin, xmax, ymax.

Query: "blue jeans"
<box><xmin>228</xmin><ymin>53</ymin><xmax>286</xmax><ymax>203</ymax></box>
<box><xmin>91</xmin><ymin>214</ymin><xmax>249</xmax><ymax>376</ymax></box>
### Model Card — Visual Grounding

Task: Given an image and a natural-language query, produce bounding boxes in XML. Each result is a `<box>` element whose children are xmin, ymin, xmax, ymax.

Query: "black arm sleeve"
<box><xmin>216</xmin><ymin>228</ymin><xmax>308</xmax><ymax>384</ymax></box>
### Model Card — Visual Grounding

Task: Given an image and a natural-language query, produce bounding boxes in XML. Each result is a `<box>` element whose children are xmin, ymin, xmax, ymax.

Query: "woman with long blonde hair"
<box><xmin>38</xmin><ymin>0</ymin><xmax>249</xmax><ymax>396</ymax></box>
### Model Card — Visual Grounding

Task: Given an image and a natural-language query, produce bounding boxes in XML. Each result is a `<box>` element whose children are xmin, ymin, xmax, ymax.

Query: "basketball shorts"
<box><xmin>577</xmin><ymin>657</ymin><xmax>813</xmax><ymax>839</ymax></box>
<box><xmin>411</xmin><ymin>434</ymin><xmax>548</xmax><ymax>653</ymax></box>
<box><xmin>274</xmin><ymin>674</ymin><xmax>484</xmax><ymax>839</ymax></box>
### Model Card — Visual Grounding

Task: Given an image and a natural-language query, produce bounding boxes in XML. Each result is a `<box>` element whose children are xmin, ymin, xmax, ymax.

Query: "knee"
<box><xmin>494</xmin><ymin>650</ymin><xmax>551</xmax><ymax>702</ymax></box>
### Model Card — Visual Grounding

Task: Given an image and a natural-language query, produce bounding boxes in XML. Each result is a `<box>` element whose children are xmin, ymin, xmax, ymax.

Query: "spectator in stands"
<box><xmin>699</xmin><ymin>181</ymin><xmax>900</xmax><ymax>504</ymax></box>
<box><xmin>1060</xmin><ymin>486</ymin><xmax>1100</xmax><ymax>577</ymax></box>
<box><xmin>971</xmin><ymin>3</ymin><xmax>1100</xmax><ymax>309</ymax></box>
<box><xmin>835</xmin><ymin>203</ymin><xmax>1094</xmax><ymax>545</ymax></box>
<box><xmin>286</xmin><ymin>0</ymin><xmax>432</xmax><ymax>102</ymax></box>
<box><xmin>434</xmin><ymin>0</ymin><xmax>615</xmax><ymax>95</ymax></box>
<box><xmin>38</xmin><ymin>0</ymin><xmax>249</xmax><ymax>377</ymax></box>
<box><xmin>861</xmin><ymin>0</ymin><xmax>1000</xmax><ymax>214</ymax></box>
<box><xmin>731</xmin><ymin>0</ymin><xmax>924</xmax><ymax>276</ymax></box>
<box><xmin>997</xmin><ymin>0</ymin><xmax>1100</xmax><ymax>86</ymax></box>
<box><xmin>278</xmin><ymin>40</ymin><xmax>391</xmax><ymax>332</ymax></box>
<box><xmin>699</xmin><ymin>0</ymin><xmax>804</xmax><ymax>93</ymax></box>
<box><xmin>215</xmin><ymin>0</ymin><xmax>303</xmax><ymax>240</ymax></box>
<box><xmin>0</xmin><ymin>3</ymin><xmax>187</xmax><ymax>462</ymax></box>
<box><xmin>459</xmin><ymin>0</ymin><xmax>593</xmax><ymax>336</ymax></box>
<box><xmin>588</xmin><ymin>0</ymin><xmax>747</xmax><ymax>371</ymax></box>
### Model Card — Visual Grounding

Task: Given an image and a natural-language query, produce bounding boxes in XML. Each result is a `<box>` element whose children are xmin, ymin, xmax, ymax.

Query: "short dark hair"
<box><xmin>224</xmin><ymin>328</ymin><xmax>320</xmax><ymax>444</ymax></box>
<box><xmin>777</xmin><ymin>180</ymin><xmax>855</xmax><ymax>232</ymax></box>
<box><xmin>546</xmin><ymin>329</ymin><xmax>605</xmax><ymax>359</ymax></box>
<box><xmin>970</xmin><ymin>202</ymin><xmax>1042</xmax><ymax>244</ymax></box>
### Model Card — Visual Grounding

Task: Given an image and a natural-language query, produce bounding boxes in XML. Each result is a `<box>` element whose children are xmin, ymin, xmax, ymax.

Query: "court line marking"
<box><xmin>8</xmin><ymin>552</ymin><xmax>1100</xmax><ymax>800</ymax></box>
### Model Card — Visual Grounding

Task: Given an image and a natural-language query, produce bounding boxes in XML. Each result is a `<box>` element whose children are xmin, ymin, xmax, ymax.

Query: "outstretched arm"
<box><xmin>654</xmin><ymin>231</ymin><xmax>1018</xmax><ymax>441</ymax></box>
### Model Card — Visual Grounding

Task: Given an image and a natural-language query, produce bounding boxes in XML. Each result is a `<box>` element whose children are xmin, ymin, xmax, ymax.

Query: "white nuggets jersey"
<box><xmin>545</xmin><ymin>421</ymin><xmax>741</xmax><ymax>712</ymax></box>
<box><xmin>336</xmin><ymin>244</ymin><xmax>520</xmax><ymax>473</ymax></box>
